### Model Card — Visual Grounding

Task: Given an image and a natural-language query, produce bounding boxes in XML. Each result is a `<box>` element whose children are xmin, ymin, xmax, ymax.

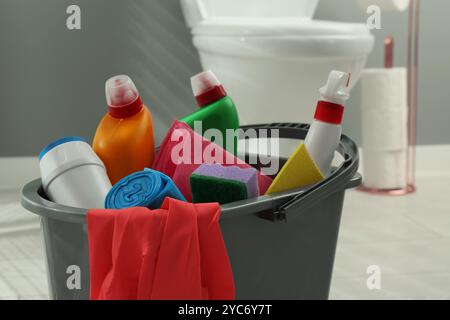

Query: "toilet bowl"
<box><xmin>181</xmin><ymin>0</ymin><xmax>375</xmax><ymax>124</ymax></box>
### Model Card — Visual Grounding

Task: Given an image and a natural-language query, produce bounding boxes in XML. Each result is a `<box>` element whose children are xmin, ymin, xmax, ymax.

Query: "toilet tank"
<box><xmin>181</xmin><ymin>0</ymin><xmax>319</xmax><ymax>28</ymax></box>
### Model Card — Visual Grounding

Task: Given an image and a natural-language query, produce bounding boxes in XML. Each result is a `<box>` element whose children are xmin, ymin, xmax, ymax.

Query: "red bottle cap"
<box><xmin>106</xmin><ymin>75</ymin><xmax>143</xmax><ymax>118</ymax></box>
<box><xmin>314</xmin><ymin>101</ymin><xmax>345</xmax><ymax>125</ymax></box>
<box><xmin>314</xmin><ymin>71</ymin><xmax>350</xmax><ymax>125</ymax></box>
<box><xmin>191</xmin><ymin>70</ymin><xmax>227</xmax><ymax>107</ymax></box>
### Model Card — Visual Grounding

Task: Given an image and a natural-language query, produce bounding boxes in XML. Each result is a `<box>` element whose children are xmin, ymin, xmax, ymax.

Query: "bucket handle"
<box><xmin>272</xmin><ymin>172</ymin><xmax>361</xmax><ymax>222</ymax></box>
<box><xmin>239</xmin><ymin>123</ymin><xmax>361</xmax><ymax>222</ymax></box>
<box><xmin>272</xmin><ymin>139</ymin><xmax>360</xmax><ymax>222</ymax></box>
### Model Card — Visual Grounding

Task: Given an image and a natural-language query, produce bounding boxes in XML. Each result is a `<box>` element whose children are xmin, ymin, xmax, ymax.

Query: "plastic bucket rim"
<box><xmin>21</xmin><ymin>123</ymin><xmax>360</xmax><ymax>224</ymax></box>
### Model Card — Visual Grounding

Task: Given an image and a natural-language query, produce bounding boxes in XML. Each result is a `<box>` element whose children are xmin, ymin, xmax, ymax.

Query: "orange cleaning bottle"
<box><xmin>93</xmin><ymin>75</ymin><xmax>155</xmax><ymax>185</ymax></box>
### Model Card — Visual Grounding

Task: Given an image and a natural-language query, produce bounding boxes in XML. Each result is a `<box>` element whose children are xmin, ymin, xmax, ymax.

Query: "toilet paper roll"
<box><xmin>362</xmin><ymin>107</ymin><xmax>408</xmax><ymax>151</ymax></box>
<box><xmin>357</xmin><ymin>0</ymin><xmax>410</xmax><ymax>12</ymax></box>
<box><xmin>360</xmin><ymin>68</ymin><xmax>408</xmax><ymax>151</ymax></box>
<box><xmin>362</xmin><ymin>149</ymin><xmax>408</xmax><ymax>190</ymax></box>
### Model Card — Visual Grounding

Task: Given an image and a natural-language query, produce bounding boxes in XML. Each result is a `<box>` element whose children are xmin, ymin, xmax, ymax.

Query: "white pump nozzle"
<box><xmin>319</xmin><ymin>71</ymin><xmax>351</xmax><ymax>105</ymax></box>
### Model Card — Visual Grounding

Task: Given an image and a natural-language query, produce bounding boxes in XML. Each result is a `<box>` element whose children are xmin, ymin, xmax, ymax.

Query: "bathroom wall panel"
<box><xmin>0</xmin><ymin>0</ymin><xmax>448</xmax><ymax>156</ymax></box>
<box><xmin>0</xmin><ymin>0</ymin><xmax>202</xmax><ymax>156</ymax></box>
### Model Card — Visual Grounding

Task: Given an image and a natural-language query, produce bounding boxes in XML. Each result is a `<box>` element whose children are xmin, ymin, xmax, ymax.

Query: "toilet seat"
<box><xmin>193</xmin><ymin>18</ymin><xmax>372</xmax><ymax>38</ymax></box>
<box><xmin>192</xmin><ymin>19</ymin><xmax>374</xmax><ymax>58</ymax></box>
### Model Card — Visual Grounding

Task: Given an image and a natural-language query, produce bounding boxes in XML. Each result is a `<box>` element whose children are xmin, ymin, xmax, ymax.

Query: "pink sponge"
<box><xmin>152</xmin><ymin>120</ymin><xmax>272</xmax><ymax>202</ymax></box>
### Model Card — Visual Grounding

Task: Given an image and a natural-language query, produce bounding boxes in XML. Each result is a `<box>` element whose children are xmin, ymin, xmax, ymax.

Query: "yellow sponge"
<box><xmin>266</xmin><ymin>143</ymin><xmax>325</xmax><ymax>195</ymax></box>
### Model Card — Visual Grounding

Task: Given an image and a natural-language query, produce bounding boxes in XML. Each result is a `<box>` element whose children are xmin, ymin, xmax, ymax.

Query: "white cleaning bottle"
<box><xmin>304</xmin><ymin>71</ymin><xmax>351</xmax><ymax>176</ymax></box>
<box><xmin>39</xmin><ymin>137</ymin><xmax>112</xmax><ymax>209</ymax></box>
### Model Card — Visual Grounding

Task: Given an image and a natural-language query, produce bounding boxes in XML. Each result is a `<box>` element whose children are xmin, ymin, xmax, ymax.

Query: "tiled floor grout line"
<box><xmin>403</xmin><ymin>214</ymin><xmax>448</xmax><ymax>239</ymax></box>
<box><xmin>0</xmin><ymin>240</ymin><xmax>47</xmax><ymax>295</ymax></box>
<box><xmin>336</xmin><ymin>237</ymin><xmax>450</xmax><ymax>247</ymax></box>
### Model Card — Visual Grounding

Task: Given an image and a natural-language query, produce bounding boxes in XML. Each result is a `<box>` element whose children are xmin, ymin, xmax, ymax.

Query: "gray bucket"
<box><xmin>21</xmin><ymin>123</ymin><xmax>361</xmax><ymax>300</ymax></box>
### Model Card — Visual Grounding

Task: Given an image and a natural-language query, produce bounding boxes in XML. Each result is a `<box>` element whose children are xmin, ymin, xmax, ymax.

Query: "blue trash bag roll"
<box><xmin>105</xmin><ymin>168</ymin><xmax>186</xmax><ymax>209</ymax></box>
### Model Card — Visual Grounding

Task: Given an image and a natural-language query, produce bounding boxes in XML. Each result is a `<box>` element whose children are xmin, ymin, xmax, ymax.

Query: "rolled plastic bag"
<box><xmin>105</xmin><ymin>168</ymin><xmax>186</xmax><ymax>209</ymax></box>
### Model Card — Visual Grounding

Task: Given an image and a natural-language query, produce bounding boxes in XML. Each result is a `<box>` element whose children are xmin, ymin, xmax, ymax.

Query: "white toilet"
<box><xmin>180</xmin><ymin>0</ymin><xmax>375</xmax><ymax>124</ymax></box>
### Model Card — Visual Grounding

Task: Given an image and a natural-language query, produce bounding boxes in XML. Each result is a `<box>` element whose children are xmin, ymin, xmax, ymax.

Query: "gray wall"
<box><xmin>0</xmin><ymin>0</ymin><xmax>448</xmax><ymax>156</ymax></box>
<box><xmin>0</xmin><ymin>0</ymin><xmax>202</xmax><ymax>156</ymax></box>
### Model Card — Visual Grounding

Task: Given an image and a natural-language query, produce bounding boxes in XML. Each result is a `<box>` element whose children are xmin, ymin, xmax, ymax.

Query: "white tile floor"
<box><xmin>0</xmin><ymin>173</ymin><xmax>449</xmax><ymax>300</ymax></box>
<box><xmin>329</xmin><ymin>173</ymin><xmax>450</xmax><ymax>300</ymax></box>
<box><xmin>0</xmin><ymin>190</ymin><xmax>48</xmax><ymax>299</ymax></box>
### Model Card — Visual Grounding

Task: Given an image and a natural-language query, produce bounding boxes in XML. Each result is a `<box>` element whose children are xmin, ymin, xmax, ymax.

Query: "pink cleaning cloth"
<box><xmin>153</xmin><ymin>120</ymin><xmax>272</xmax><ymax>202</ymax></box>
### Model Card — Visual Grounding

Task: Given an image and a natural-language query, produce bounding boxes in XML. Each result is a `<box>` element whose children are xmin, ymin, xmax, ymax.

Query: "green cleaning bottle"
<box><xmin>181</xmin><ymin>70</ymin><xmax>240</xmax><ymax>154</ymax></box>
